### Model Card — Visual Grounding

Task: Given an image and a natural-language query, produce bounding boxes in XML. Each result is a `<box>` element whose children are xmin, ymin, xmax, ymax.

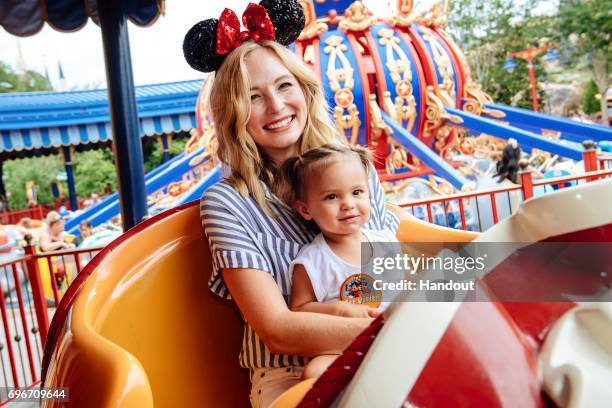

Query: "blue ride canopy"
<box><xmin>0</xmin><ymin>80</ymin><xmax>201</xmax><ymax>159</ymax></box>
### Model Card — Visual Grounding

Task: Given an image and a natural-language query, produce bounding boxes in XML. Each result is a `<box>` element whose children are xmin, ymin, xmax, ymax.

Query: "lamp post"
<box><xmin>504</xmin><ymin>45</ymin><xmax>560</xmax><ymax>112</ymax></box>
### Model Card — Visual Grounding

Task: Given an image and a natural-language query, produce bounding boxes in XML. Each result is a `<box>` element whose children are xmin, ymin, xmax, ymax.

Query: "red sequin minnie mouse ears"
<box><xmin>183</xmin><ymin>0</ymin><xmax>305</xmax><ymax>73</ymax></box>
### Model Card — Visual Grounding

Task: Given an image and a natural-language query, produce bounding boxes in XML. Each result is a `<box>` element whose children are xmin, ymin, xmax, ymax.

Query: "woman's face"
<box><xmin>244</xmin><ymin>48</ymin><xmax>307</xmax><ymax>164</ymax></box>
<box><xmin>51</xmin><ymin>220</ymin><xmax>65</xmax><ymax>235</ymax></box>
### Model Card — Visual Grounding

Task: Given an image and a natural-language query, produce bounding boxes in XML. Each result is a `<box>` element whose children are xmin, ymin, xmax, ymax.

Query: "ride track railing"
<box><xmin>598</xmin><ymin>154</ymin><xmax>612</xmax><ymax>170</ymax></box>
<box><xmin>0</xmin><ymin>244</ymin><xmax>103</xmax><ymax>405</ymax></box>
<box><xmin>0</xmin><ymin>206</ymin><xmax>44</xmax><ymax>225</ymax></box>
<box><xmin>399</xmin><ymin>166</ymin><xmax>612</xmax><ymax>232</ymax></box>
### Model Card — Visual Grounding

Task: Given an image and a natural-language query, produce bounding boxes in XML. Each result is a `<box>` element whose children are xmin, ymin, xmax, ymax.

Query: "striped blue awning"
<box><xmin>0</xmin><ymin>79</ymin><xmax>203</xmax><ymax>156</ymax></box>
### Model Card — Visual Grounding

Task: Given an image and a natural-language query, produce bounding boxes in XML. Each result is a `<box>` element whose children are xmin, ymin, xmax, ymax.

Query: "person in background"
<box><xmin>73</xmin><ymin>220</ymin><xmax>93</xmax><ymax>247</ymax></box>
<box><xmin>40</xmin><ymin>211</ymin><xmax>74</xmax><ymax>251</ymax></box>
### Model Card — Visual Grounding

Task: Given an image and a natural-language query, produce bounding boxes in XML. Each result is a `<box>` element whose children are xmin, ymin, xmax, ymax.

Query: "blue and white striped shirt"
<box><xmin>200</xmin><ymin>170</ymin><xmax>399</xmax><ymax>369</ymax></box>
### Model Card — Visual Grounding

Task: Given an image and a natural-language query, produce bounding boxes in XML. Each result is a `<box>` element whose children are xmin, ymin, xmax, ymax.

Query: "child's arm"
<box><xmin>290</xmin><ymin>264</ymin><xmax>380</xmax><ymax>318</ymax></box>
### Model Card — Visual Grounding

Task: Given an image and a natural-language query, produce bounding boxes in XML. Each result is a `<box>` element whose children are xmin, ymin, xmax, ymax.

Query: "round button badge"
<box><xmin>340</xmin><ymin>273</ymin><xmax>382</xmax><ymax>308</ymax></box>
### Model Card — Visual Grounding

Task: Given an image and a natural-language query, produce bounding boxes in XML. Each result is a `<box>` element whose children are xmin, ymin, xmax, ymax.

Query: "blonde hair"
<box><xmin>209</xmin><ymin>41</ymin><xmax>337</xmax><ymax>215</ymax></box>
<box><xmin>280</xmin><ymin>144</ymin><xmax>372</xmax><ymax>205</ymax></box>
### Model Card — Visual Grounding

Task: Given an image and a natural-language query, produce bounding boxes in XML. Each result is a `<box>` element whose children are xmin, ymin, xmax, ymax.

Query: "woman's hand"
<box><xmin>222</xmin><ymin>267</ymin><xmax>374</xmax><ymax>357</ymax></box>
<box><xmin>333</xmin><ymin>302</ymin><xmax>381</xmax><ymax>318</ymax></box>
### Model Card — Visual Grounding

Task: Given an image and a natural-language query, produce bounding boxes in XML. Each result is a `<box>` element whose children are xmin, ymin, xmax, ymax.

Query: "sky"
<box><xmin>0</xmin><ymin>0</ymin><xmax>395</xmax><ymax>90</ymax></box>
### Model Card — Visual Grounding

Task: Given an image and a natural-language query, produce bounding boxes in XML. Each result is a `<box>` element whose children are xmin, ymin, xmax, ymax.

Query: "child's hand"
<box><xmin>335</xmin><ymin>302</ymin><xmax>381</xmax><ymax>318</ymax></box>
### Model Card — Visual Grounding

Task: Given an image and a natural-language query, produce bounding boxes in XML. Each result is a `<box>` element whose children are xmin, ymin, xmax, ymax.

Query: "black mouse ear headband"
<box><xmin>183</xmin><ymin>0</ymin><xmax>306</xmax><ymax>73</ymax></box>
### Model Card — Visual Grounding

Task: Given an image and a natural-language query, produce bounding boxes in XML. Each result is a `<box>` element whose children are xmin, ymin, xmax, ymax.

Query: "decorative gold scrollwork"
<box><xmin>419</xmin><ymin>0</ymin><xmax>449</xmax><ymax>29</ymax></box>
<box><xmin>423</xmin><ymin>86</ymin><xmax>463</xmax><ymax>150</ymax></box>
<box><xmin>377</xmin><ymin>28</ymin><xmax>417</xmax><ymax>133</ymax></box>
<box><xmin>389</xmin><ymin>0</ymin><xmax>419</xmax><ymax>27</ymax></box>
<box><xmin>324</xmin><ymin>35</ymin><xmax>361</xmax><ymax>145</ymax></box>
<box><xmin>368</xmin><ymin>94</ymin><xmax>393</xmax><ymax>148</ymax></box>
<box><xmin>463</xmin><ymin>82</ymin><xmax>505</xmax><ymax>118</ymax></box>
<box><xmin>419</xmin><ymin>25</ymin><xmax>455</xmax><ymax>106</ymax></box>
<box><xmin>298</xmin><ymin>0</ymin><xmax>328</xmax><ymax>40</ymax></box>
<box><xmin>338</xmin><ymin>1</ymin><xmax>377</xmax><ymax>32</ymax></box>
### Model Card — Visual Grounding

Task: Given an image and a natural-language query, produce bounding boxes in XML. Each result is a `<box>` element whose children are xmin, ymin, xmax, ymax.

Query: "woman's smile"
<box><xmin>264</xmin><ymin>115</ymin><xmax>296</xmax><ymax>131</ymax></box>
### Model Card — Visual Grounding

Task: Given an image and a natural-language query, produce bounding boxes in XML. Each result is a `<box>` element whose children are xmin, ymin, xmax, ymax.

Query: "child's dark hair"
<box><xmin>280</xmin><ymin>143</ymin><xmax>372</xmax><ymax>205</ymax></box>
<box><xmin>494</xmin><ymin>138</ymin><xmax>521</xmax><ymax>184</ymax></box>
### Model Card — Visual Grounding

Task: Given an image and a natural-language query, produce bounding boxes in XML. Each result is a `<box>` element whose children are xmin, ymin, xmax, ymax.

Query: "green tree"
<box><xmin>4</xmin><ymin>155</ymin><xmax>64</xmax><ymax>209</ymax></box>
<box><xmin>73</xmin><ymin>148</ymin><xmax>117</xmax><ymax>197</ymax></box>
<box><xmin>556</xmin><ymin>0</ymin><xmax>611</xmax><ymax>123</ymax></box>
<box><xmin>447</xmin><ymin>0</ymin><xmax>555</xmax><ymax>110</ymax></box>
<box><xmin>0</xmin><ymin>61</ymin><xmax>52</xmax><ymax>93</ymax></box>
<box><xmin>582</xmin><ymin>79</ymin><xmax>600</xmax><ymax>114</ymax></box>
<box><xmin>143</xmin><ymin>136</ymin><xmax>188</xmax><ymax>173</ymax></box>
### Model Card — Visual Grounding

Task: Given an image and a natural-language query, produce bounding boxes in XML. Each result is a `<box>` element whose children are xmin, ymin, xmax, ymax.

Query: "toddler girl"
<box><xmin>281</xmin><ymin>143</ymin><xmax>399</xmax><ymax>378</ymax></box>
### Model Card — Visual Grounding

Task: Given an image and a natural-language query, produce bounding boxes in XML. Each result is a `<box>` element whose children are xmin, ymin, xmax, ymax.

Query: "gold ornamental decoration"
<box><xmin>377</xmin><ymin>27</ymin><xmax>417</xmax><ymax>133</ymax></box>
<box><xmin>422</xmin><ymin>86</ymin><xmax>463</xmax><ymax>151</ymax></box>
<box><xmin>419</xmin><ymin>25</ymin><xmax>455</xmax><ymax>107</ymax></box>
<box><xmin>338</xmin><ymin>1</ymin><xmax>377</xmax><ymax>32</ymax></box>
<box><xmin>324</xmin><ymin>35</ymin><xmax>361</xmax><ymax>145</ymax></box>
<box><xmin>368</xmin><ymin>94</ymin><xmax>393</xmax><ymax>148</ymax></box>
<box><xmin>419</xmin><ymin>0</ymin><xmax>449</xmax><ymax>29</ymax></box>
<box><xmin>298</xmin><ymin>0</ymin><xmax>328</xmax><ymax>40</ymax></box>
<box><xmin>389</xmin><ymin>0</ymin><xmax>419</xmax><ymax>28</ymax></box>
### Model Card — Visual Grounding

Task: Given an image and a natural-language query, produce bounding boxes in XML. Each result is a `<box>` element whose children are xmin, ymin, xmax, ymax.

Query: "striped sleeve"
<box><xmin>369</xmin><ymin>166</ymin><xmax>400</xmax><ymax>233</ymax></box>
<box><xmin>200</xmin><ymin>183</ymin><xmax>272</xmax><ymax>299</ymax></box>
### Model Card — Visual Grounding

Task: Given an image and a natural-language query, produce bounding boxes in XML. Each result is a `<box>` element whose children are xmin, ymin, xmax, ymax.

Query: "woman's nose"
<box><xmin>265</xmin><ymin>91</ymin><xmax>285</xmax><ymax>113</ymax></box>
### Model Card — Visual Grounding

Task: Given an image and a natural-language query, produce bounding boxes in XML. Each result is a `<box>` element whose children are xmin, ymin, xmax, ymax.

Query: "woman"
<box><xmin>40</xmin><ymin>211</ymin><xmax>75</xmax><ymax>252</ymax></box>
<box><xmin>184</xmin><ymin>2</ymin><xmax>398</xmax><ymax>405</ymax></box>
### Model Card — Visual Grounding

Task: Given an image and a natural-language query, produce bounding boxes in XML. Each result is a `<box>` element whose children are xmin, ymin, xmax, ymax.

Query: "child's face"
<box><xmin>295</xmin><ymin>157</ymin><xmax>371</xmax><ymax>237</ymax></box>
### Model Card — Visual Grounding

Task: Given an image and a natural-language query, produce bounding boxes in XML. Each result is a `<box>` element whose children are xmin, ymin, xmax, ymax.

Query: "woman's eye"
<box><xmin>325</xmin><ymin>194</ymin><xmax>337</xmax><ymax>200</ymax></box>
<box><xmin>279</xmin><ymin>82</ymin><xmax>292</xmax><ymax>89</ymax></box>
<box><xmin>250</xmin><ymin>94</ymin><xmax>260</xmax><ymax>101</ymax></box>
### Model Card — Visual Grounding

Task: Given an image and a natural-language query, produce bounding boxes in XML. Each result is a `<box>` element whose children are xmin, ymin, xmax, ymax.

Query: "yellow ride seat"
<box><xmin>43</xmin><ymin>203</ymin><xmax>250</xmax><ymax>407</ymax></box>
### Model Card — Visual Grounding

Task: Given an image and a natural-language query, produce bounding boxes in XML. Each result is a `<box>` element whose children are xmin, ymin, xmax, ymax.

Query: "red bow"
<box><xmin>216</xmin><ymin>3</ymin><xmax>276</xmax><ymax>55</ymax></box>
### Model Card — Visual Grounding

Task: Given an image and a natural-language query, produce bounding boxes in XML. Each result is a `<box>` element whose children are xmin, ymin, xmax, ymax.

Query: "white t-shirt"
<box><xmin>289</xmin><ymin>229</ymin><xmax>399</xmax><ymax>305</ymax></box>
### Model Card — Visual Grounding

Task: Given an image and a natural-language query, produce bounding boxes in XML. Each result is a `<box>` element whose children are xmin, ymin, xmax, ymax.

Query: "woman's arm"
<box><xmin>290</xmin><ymin>264</ymin><xmax>380</xmax><ymax>318</ymax></box>
<box><xmin>223</xmin><ymin>267</ymin><xmax>373</xmax><ymax>356</ymax></box>
<box><xmin>39</xmin><ymin>232</ymin><xmax>69</xmax><ymax>252</ymax></box>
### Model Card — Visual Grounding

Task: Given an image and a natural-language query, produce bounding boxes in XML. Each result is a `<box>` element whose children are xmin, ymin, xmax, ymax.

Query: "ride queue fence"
<box><xmin>0</xmin><ymin>244</ymin><xmax>102</xmax><ymax>405</ymax></box>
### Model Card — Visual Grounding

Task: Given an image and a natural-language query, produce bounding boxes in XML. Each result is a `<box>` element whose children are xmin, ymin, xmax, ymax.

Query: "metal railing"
<box><xmin>0</xmin><ymin>207</ymin><xmax>44</xmax><ymax>226</ymax></box>
<box><xmin>399</xmin><ymin>166</ymin><xmax>612</xmax><ymax>232</ymax></box>
<box><xmin>0</xmin><ymin>245</ymin><xmax>102</xmax><ymax>405</ymax></box>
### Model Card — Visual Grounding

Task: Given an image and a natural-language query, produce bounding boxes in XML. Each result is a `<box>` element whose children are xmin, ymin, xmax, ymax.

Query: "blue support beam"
<box><xmin>381</xmin><ymin>112</ymin><xmax>470</xmax><ymax>189</ymax></box>
<box><xmin>161</xmin><ymin>134</ymin><xmax>170</xmax><ymax>163</ymax></box>
<box><xmin>99</xmin><ymin>0</ymin><xmax>147</xmax><ymax>231</ymax></box>
<box><xmin>61</xmin><ymin>146</ymin><xmax>78</xmax><ymax>211</ymax></box>
<box><xmin>483</xmin><ymin>103</ymin><xmax>612</xmax><ymax>142</ymax></box>
<box><xmin>447</xmin><ymin>108</ymin><xmax>584</xmax><ymax>160</ymax></box>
